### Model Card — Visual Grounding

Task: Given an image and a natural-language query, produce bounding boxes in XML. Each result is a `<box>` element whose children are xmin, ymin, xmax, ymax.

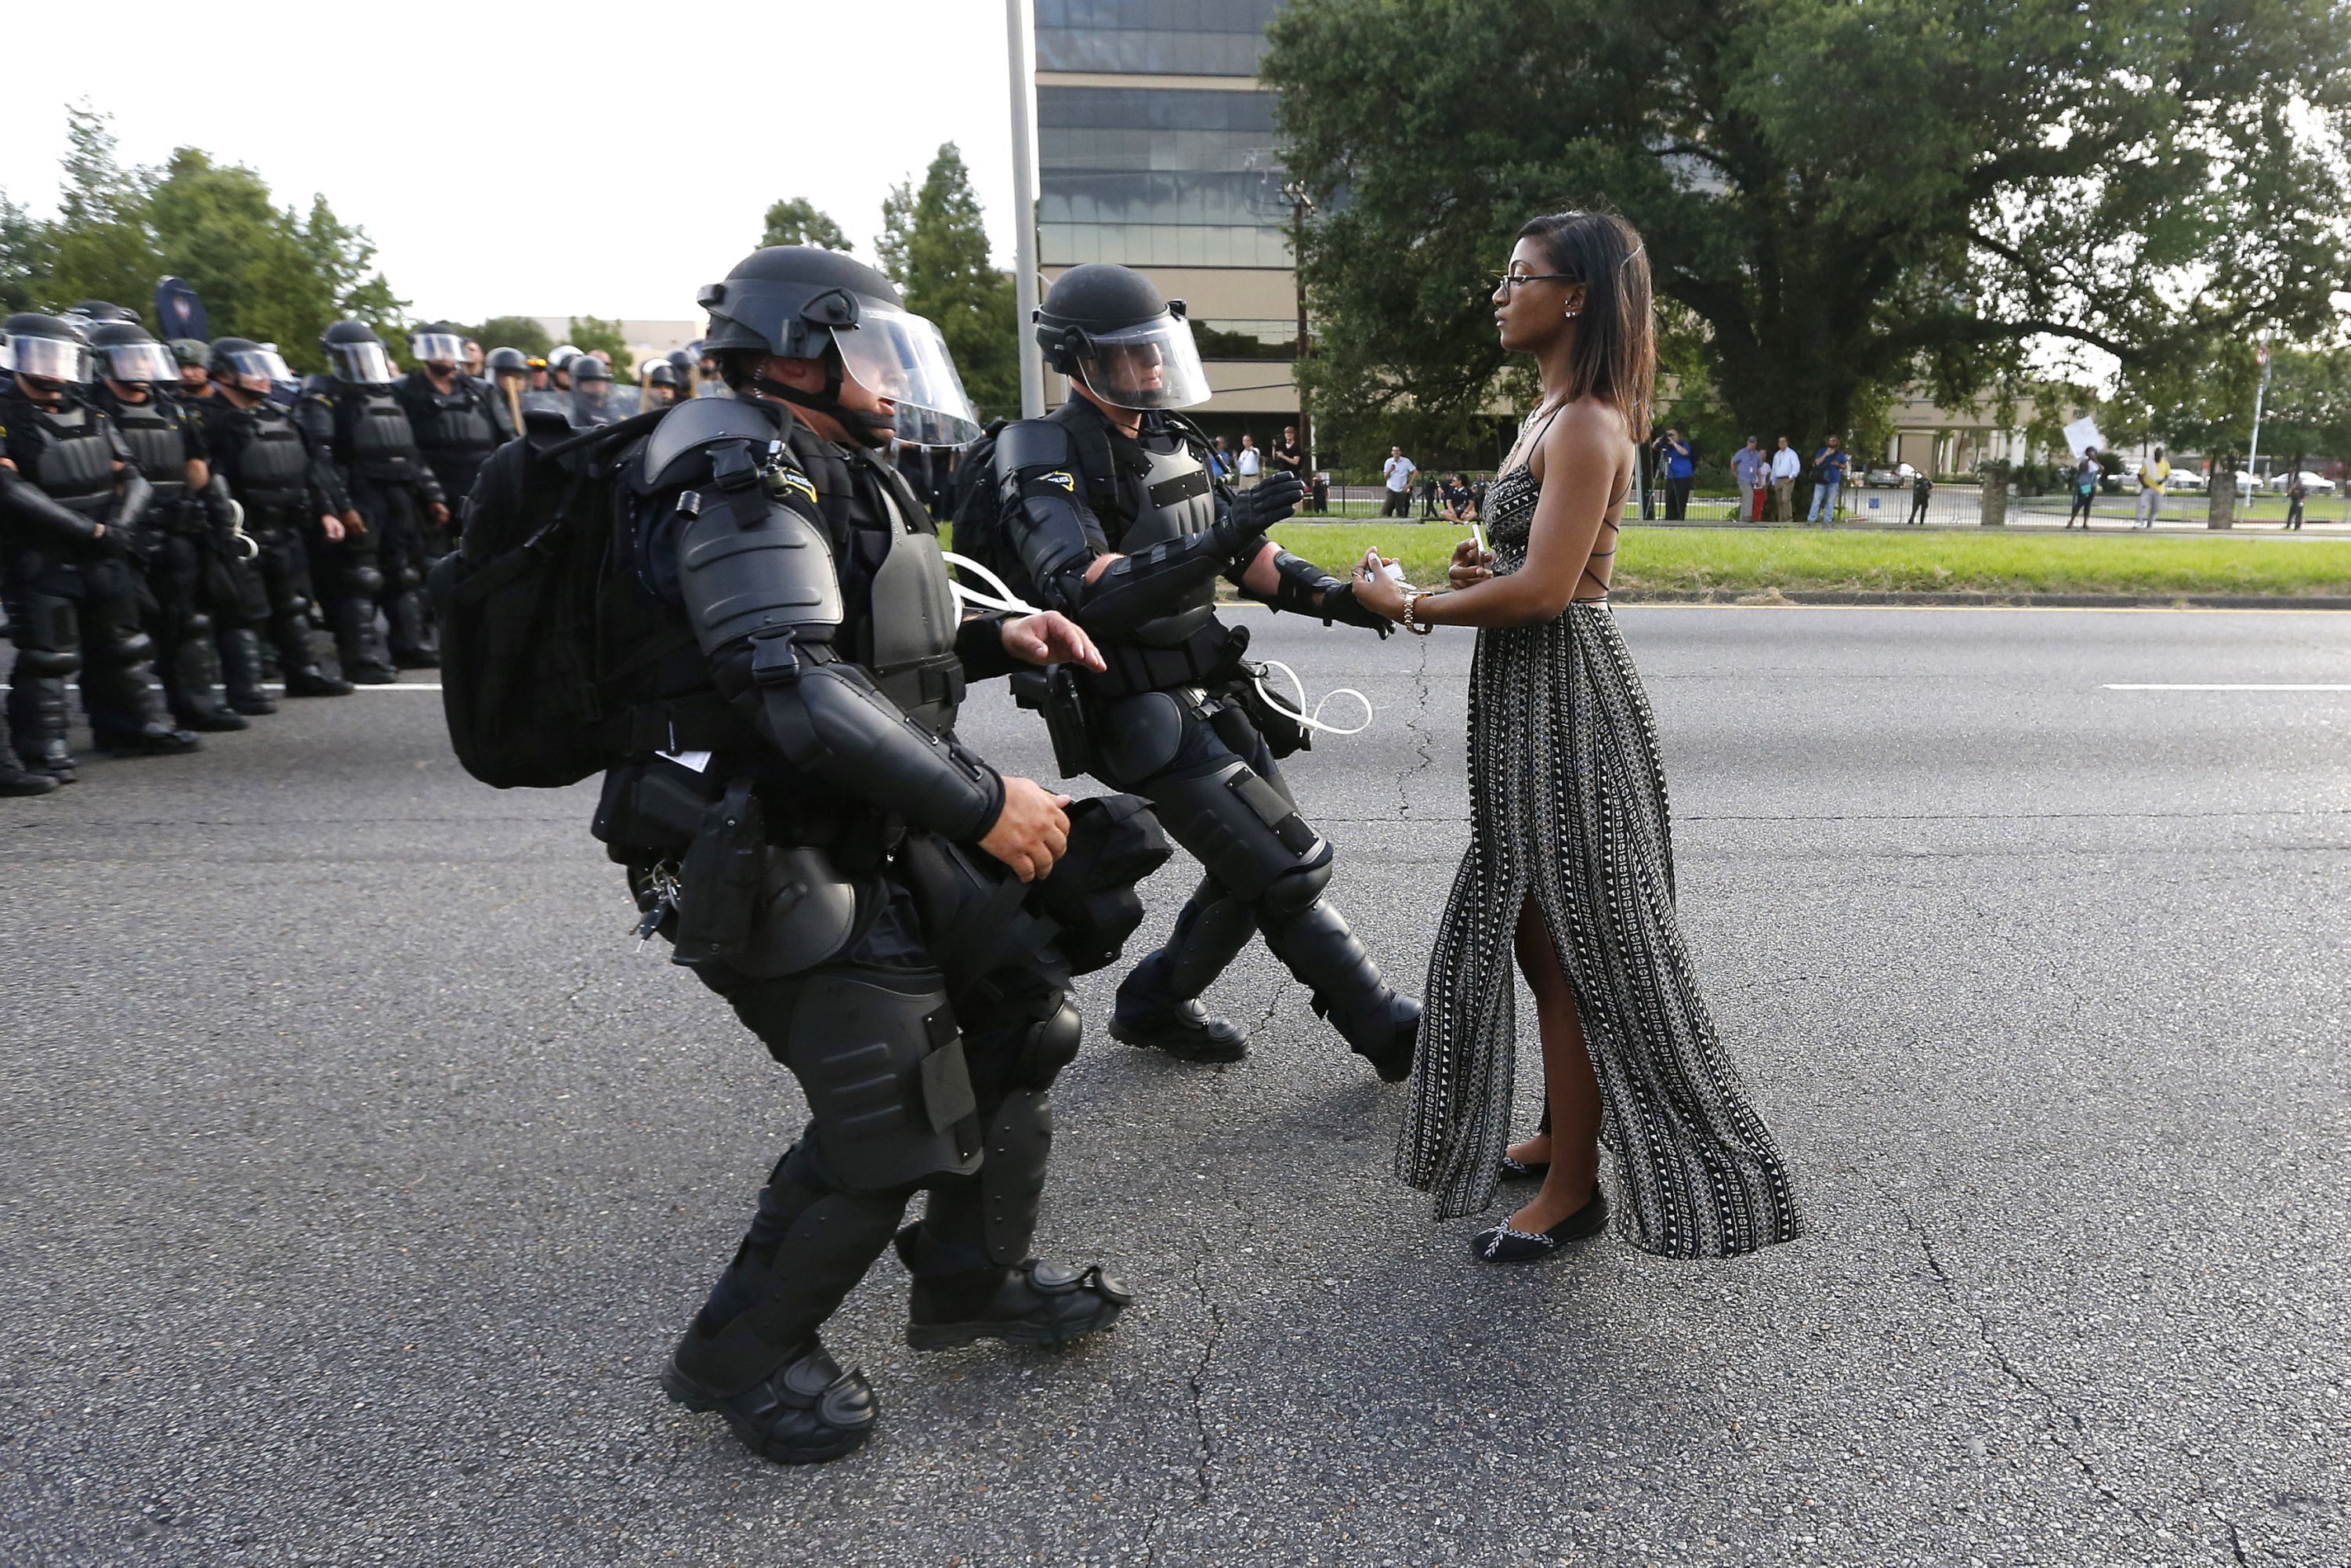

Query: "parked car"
<box><xmin>2267</xmin><ymin>469</ymin><xmax>2336</xmax><ymax>495</ymax></box>
<box><xmin>2165</xmin><ymin>468</ymin><xmax>2209</xmax><ymax>494</ymax></box>
<box><xmin>1861</xmin><ymin>462</ymin><xmax>1921</xmax><ymax>487</ymax></box>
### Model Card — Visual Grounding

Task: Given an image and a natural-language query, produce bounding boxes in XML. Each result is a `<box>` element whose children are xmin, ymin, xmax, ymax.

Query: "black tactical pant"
<box><xmin>3</xmin><ymin>546</ymin><xmax>173</xmax><ymax>769</ymax></box>
<box><xmin>676</xmin><ymin>846</ymin><xmax>1077</xmax><ymax>1390</ymax></box>
<box><xmin>346</xmin><ymin>476</ymin><xmax>437</xmax><ymax>664</ymax></box>
<box><xmin>302</xmin><ymin>495</ymin><xmax>392</xmax><ymax>681</ymax></box>
<box><xmin>233</xmin><ymin>514</ymin><xmax>330</xmax><ymax>680</ymax></box>
<box><xmin>143</xmin><ymin>526</ymin><xmax>234</xmax><ymax>725</ymax></box>
<box><xmin>1097</xmin><ymin>685</ymin><xmax>1403</xmax><ymax>1042</ymax></box>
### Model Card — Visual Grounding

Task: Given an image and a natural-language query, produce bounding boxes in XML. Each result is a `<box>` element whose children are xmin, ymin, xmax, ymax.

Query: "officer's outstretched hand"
<box><xmin>1213</xmin><ymin>473</ymin><xmax>1306</xmax><ymax>556</ymax></box>
<box><xmin>1000</xmin><ymin>611</ymin><xmax>1107</xmax><ymax>672</ymax></box>
<box><xmin>980</xmin><ymin>777</ymin><xmax>1073</xmax><ymax>883</ymax></box>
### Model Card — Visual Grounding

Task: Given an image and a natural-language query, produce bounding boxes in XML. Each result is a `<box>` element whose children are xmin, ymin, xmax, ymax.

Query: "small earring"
<box><xmin>1563</xmin><ymin>310</ymin><xmax>1579</xmax><ymax>320</ymax></box>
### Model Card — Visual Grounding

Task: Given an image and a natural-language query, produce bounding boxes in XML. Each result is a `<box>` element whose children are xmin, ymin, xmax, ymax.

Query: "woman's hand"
<box><xmin>1349</xmin><ymin>548</ymin><xmax>1408</xmax><ymax>621</ymax></box>
<box><xmin>1449</xmin><ymin>536</ymin><xmax>1494</xmax><ymax>588</ymax></box>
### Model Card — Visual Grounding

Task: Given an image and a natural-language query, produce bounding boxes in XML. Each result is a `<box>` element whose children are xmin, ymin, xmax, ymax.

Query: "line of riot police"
<box><xmin>0</xmin><ymin>306</ymin><xmax>714</xmax><ymax>795</ymax></box>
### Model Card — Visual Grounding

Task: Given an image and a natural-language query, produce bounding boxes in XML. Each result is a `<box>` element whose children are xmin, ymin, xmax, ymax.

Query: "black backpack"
<box><xmin>947</xmin><ymin>419</ymin><xmax>1028</xmax><ymax>602</ymax></box>
<box><xmin>427</xmin><ymin>407</ymin><xmax>668</xmax><ymax>788</ymax></box>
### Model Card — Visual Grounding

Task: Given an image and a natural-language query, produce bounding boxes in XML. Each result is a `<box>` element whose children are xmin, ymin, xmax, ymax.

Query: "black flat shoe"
<box><xmin>1497</xmin><ymin>1153</ymin><xmax>1550</xmax><ymax>1182</ymax></box>
<box><xmin>1469</xmin><ymin>1188</ymin><xmax>1609</xmax><ymax>1263</ymax></box>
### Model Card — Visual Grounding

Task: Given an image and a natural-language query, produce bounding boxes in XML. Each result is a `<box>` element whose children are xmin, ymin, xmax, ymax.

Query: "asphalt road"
<box><xmin>4</xmin><ymin>606</ymin><xmax>2347</xmax><ymax>1568</ymax></box>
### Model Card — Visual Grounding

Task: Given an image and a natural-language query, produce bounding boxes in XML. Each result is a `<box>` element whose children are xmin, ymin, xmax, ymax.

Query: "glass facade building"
<box><xmin>1034</xmin><ymin>0</ymin><xmax>1299</xmax><ymax>419</ymax></box>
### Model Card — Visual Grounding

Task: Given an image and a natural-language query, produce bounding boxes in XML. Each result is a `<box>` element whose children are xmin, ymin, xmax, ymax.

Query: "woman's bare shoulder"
<box><xmin>1531</xmin><ymin>397</ymin><xmax>1631</xmax><ymax>479</ymax></box>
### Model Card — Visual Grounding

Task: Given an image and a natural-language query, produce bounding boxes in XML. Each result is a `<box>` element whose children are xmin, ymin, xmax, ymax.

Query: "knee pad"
<box><xmin>1260</xmin><ymin>851</ymin><xmax>1334</xmax><ymax>916</ymax></box>
<box><xmin>107</xmin><ymin>628</ymin><xmax>158</xmax><ymax>665</ymax></box>
<box><xmin>1010</xmin><ymin>999</ymin><xmax>1081</xmax><ymax>1091</ymax></box>
<box><xmin>15</xmin><ymin>647</ymin><xmax>81</xmax><ymax>679</ymax></box>
<box><xmin>346</xmin><ymin>566</ymin><xmax>385</xmax><ymax>597</ymax></box>
<box><xmin>1151</xmin><ymin>759</ymin><xmax>1328</xmax><ymax>903</ymax></box>
<box><xmin>753</xmin><ymin>968</ymin><xmax>982</xmax><ymax>1193</ymax></box>
<box><xmin>394</xmin><ymin>565</ymin><xmax>423</xmax><ymax>592</ymax></box>
<box><xmin>180</xmin><ymin>610</ymin><xmax>214</xmax><ymax>639</ymax></box>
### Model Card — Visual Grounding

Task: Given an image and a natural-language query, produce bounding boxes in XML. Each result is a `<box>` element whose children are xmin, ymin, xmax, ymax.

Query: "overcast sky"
<box><xmin>0</xmin><ymin>0</ymin><xmax>1026</xmax><ymax>325</ymax></box>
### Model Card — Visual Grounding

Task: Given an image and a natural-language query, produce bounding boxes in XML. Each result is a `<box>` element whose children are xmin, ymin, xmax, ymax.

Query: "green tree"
<box><xmin>1262</xmin><ymin>0</ymin><xmax>2351</xmax><ymax>464</ymax></box>
<box><xmin>147</xmin><ymin>148</ymin><xmax>338</xmax><ymax>364</ymax></box>
<box><xmin>470</xmin><ymin>315</ymin><xmax>552</xmax><ymax>356</ymax></box>
<box><xmin>762</xmin><ymin>197</ymin><xmax>851</xmax><ymax>252</ymax></box>
<box><xmin>568</xmin><ymin>313</ymin><xmax>632</xmax><ymax>372</ymax></box>
<box><xmin>43</xmin><ymin>105</ymin><xmax>160</xmax><ymax>313</ymax></box>
<box><xmin>0</xmin><ymin>188</ymin><xmax>58</xmax><ymax>313</ymax></box>
<box><xmin>875</xmin><ymin>143</ymin><xmax>1016</xmax><ymax>420</ymax></box>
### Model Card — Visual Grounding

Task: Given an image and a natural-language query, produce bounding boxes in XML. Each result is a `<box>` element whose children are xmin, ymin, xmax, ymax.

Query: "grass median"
<box><xmin>1260</xmin><ymin>523</ymin><xmax>2351</xmax><ymax>599</ymax></box>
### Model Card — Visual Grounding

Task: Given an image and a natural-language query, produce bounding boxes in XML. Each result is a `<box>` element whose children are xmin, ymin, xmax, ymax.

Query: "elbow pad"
<box><xmin>0</xmin><ymin>468</ymin><xmax>103</xmax><ymax>550</ymax></box>
<box><xmin>995</xmin><ymin>418</ymin><xmax>1104</xmax><ymax>616</ymax></box>
<box><xmin>748</xmin><ymin>639</ymin><xmax>1002</xmax><ymax>842</ymax></box>
<box><xmin>1071</xmin><ymin>531</ymin><xmax>1229</xmax><ymax>638</ymax></box>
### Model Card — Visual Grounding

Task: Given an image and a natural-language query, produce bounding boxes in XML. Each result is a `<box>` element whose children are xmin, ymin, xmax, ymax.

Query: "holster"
<box><xmin>1041</xmin><ymin>664</ymin><xmax>1099</xmax><ymax>780</ymax></box>
<box><xmin>672</xmin><ymin>778</ymin><xmax>767</xmax><ymax>963</ymax></box>
<box><xmin>668</xmin><ymin>775</ymin><xmax>857</xmax><ymax>977</ymax></box>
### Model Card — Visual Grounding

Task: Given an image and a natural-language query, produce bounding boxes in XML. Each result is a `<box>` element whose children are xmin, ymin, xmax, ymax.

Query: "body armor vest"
<box><xmin>1058</xmin><ymin>404</ymin><xmax>1220</xmax><ymax>650</ymax></box>
<box><xmin>100</xmin><ymin>393</ymin><xmax>190</xmax><ymax>501</ymax></box>
<box><xmin>21</xmin><ymin>399</ymin><xmax>120</xmax><ymax>517</ymax></box>
<box><xmin>337</xmin><ymin>385</ymin><xmax>427</xmax><ymax>477</ymax></box>
<box><xmin>789</xmin><ymin>429</ymin><xmax>965</xmax><ymax>735</ymax></box>
<box><xmin>231</xmin><ymin>405</ymin><xmax>313</xmax><ymax>513</ymax></box>
<box><xmin>407</xmin><ymin>377</ymin><xmax>498</xmax><ymax>462</ymax></box>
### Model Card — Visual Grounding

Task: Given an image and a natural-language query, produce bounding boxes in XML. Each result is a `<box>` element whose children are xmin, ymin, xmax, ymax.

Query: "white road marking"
<box><xmin>2103</xmin><ymin>683</ymin><xmax>2351</xmax><ymax>690</ymax></box>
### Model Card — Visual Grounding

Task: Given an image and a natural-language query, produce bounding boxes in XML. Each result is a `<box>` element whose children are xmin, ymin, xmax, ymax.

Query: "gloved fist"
<box><xmin>1213</xmin><ymin>473</ymin><xmax>1306</xmax><ymax>556</ymax></box>
<box><xmin>1317</xmin><ymin>580</ymin><xmax>1395</xmax><ymax>638</ymax></box>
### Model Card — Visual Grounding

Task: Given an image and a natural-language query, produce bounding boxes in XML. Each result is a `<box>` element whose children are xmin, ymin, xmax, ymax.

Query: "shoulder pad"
<box><xmin>300</xmin><ymin>375</ymin><xmax>334</xmax><ymax>396</ymax></box>
<box><xmin>641</xmin><ymin>396</ymin><xmax>786</xmax><ymax>491</ymax></box>
<box><xmin>995</xmin><ymin>418</ymin><xmax>1074</xmax><ymax>477</ymax></box>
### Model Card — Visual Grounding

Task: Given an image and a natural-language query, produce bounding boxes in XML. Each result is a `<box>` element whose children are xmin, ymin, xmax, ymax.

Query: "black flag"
<box><xmin>154</xmin><ymin>277</ymin><xmax>208</xmax><ymax>342</ymax></box>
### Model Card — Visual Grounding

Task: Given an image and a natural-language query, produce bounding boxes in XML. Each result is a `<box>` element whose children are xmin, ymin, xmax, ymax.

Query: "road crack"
<box><xmin>1139</xmin><ymin>1237</ymin><xmax>1230</xmax><ymax>1567</ymax></box>
<box><xmin>1881</xmin><ymin>1184</ymin><xmax>2248</xmax><ymax>1563</ymax></box>
<box><xmin>1396</xmin><ymin>634</ymin><xmax>1436</xmax><ymax>820</ymax></box>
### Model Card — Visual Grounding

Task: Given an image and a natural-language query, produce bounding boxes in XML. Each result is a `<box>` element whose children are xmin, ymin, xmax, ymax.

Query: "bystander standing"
<box><xmin>1235</xmin><ymin>433</ymin><xmax>1262</xmax><ymax>491</ymax></box>
<box><xmin>1770</xmin><ymin>436</ymin><xmax>1800</xmax><ymax>521</ymax></box>
<box><xmin>1806</xmin><ymin>435</ymin><xmax>1849</xmax><ymax>523</ymax></box>
<box><xmin>1658</xmin><ymin>428</ymin><xmax>1694</xmax><ymax>520</ymax></box>
<box><xmin>2134</xmin><ymin>447</ymin><xmax>2170</xmax><ymax>528</ymax></box>
<box><xmin>1732</xmin><ymin>436</ymin><xmax>1766</xmax><ymax>522</ymax></box>
<box><xmin>1382</xmin><ymin>446</ymin><xmax>1417</xmax><ymax>518</ymax></box>
<box><xmin>1907</xmin><ymin>467</ymin><xmax>1933</xmax><ymax>526</ymax></box>
<box><xmin>2066</xmin><ymin>449</ymin><xmax>2100</xmax><ymax>529</ymax></box>
<box><xmin>2284</xmin><ymin>473</ymin><xmax>2307</xmax><ymax>531</ymax></box>
<box><xmin>1272</xmin><ymin>425</ymin><xmax>1305</xmax><ymax>482</ymax></box>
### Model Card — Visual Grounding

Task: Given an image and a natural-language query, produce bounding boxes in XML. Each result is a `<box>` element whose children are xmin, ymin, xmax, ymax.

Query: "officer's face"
<box><xmin>180</xmin><ymin>364</ymin><xmax>209</xmax><ymax>390</ymax></box>
<box><xmin>1091</xmin><ymin>343</ymin><xmax>1165</xmax><ymax>398</ymax></box>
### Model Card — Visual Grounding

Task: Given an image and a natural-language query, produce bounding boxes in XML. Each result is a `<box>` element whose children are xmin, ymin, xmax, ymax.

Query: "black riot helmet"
<box><xmin>571</xmin><ymin>353</ymin><xmax>611</xmax><ymax>384</ymax></box>
<box><xmin>208</xmin><ymin>336</ymin><xmax>297</xmax><ymax>397</ymax></box>
<box><xmin>485</xmin><ymin>346</ymin><xmax>531</xmax><ymax>375</ymax></box>
<box><xmin>644</xmin><ymin>360</ymin><xmax>679</xmax><ymax>388</ymax></box>
<box><xmin>1035</xmin><ymin>263</ymin><xmax>1211</xmax><ymax>411</ymax></box>
<box><xmin>87</xmin><ymin>319</ymin><xmax>179</xmax><ymax>385</ymax></box>
<box><xmin>321</xmin><ymin>320</ymin><xmax>395</xmax><ymax>384</ymax></box>
<box><xmin>67</xmin><ymin>299</ymin><xmax>139</xmax><ymax>325</ymax></box>
<box><xmin>168</xmin><ymin>338</ymin><xmax>211</xmax><ymax>369</ymax></box>
<box><xmin>409</xmin><ymin>321</ymin><xmax>467</xmax><ymax>367</ymax></box>
<box><xmin>5</xmin><ymin>312</ymin><xmax>96</xmax><ymax>389</ymax></box>
<box><xmin>696</xmin><ymin>245</ymin><xmax>979</xmax><ymax>447</ymax></box>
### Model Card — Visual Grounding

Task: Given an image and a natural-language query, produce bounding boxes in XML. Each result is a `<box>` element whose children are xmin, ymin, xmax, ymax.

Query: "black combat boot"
<box><xmin>661</xmin><ymin>1335</ymin><xmax>877</xmax><ymax>1465</ymax></box>
<box><xmin>1110</xmin><ymin>950</ymin><xmax>1250</xmax><ymax>1063</ymax></box>
<box><xmin>896</xmin><ymin>1227</ymin><xmax>1133</xmax><ymax>1350</ymax></box>
<box><xmin>217</xmin><ymin>629</ymin><xmax>279</xmax><ymax>714</ymax></box>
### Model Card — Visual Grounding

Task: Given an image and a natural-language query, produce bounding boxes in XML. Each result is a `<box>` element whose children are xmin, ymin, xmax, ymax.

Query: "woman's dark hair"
<box><xmin>1515</xmin><ymin>210</ymin><xmax>1654</xmax><ymax>442</ymax></box>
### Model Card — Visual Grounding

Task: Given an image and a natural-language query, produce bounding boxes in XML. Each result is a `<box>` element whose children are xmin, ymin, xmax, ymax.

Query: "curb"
<box><xmin>1606</xmin><ymin>589</ymin><xmax>2351</xmax><ymax>610</ymax></box>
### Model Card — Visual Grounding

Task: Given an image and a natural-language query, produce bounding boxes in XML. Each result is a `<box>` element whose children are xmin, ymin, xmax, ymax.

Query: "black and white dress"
<box><xmin>1395</xmin><ymin>460</ymin><xmax>1800</xmax><ymax>1258</ymax></box>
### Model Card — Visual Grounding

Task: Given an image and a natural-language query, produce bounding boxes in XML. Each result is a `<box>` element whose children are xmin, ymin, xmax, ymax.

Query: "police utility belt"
<box><xmin>1020</xmin><ymin>619</ymin><xmax>1248</xmax><ymax>779</ymax></box>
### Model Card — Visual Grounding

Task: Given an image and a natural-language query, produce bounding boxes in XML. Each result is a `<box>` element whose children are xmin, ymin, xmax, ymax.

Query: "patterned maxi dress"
<box><xmin>1394</xmin><ymin>462</ymin><xmax>1801</xmax><ymax>1258</ymax></box>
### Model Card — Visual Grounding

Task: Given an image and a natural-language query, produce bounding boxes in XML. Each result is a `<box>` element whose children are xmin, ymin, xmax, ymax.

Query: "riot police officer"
<box><xmin>640</xmin><ymin>358</ymin><xmax>682</xmax><ymax>409</ymax></box>
<box><xmin>393</xmin><ymin>324</ymin><xmax>504</xmax><ymax>528</ymax></box>
<box><xmin>85</xmin><ymin>320</ymin><xmax>248</xmax><ymax>731</ymax></box>
<box><xmin>567</xmin><ymin>353</ymin><xmax>622</xmax><ymax>425</ymax></box>
<box><xmin>557</xmin><ymin>246</ymin><xmax>1136</xmax><ymax>1463</ymax></box>
<box><xmin>202</xmin><ymin>339</ymin><xmax>354</xmax><ymax>701</ymax></box>
<box><xmin>483</xmin><ymin>346</ymin><xmax>531</xmax><ymax>439</ymax></box>
<box><xmin>1</xmin><ymin>313</ymin><xmax>197</xmax><ymax>778</ymax></box>
<box><xmin>297</xmin><ymin>321</ymin><xmax>447</xmax><ymax>674</ymax></box>
<box><xmin>987</xmin><ymin>263</ymin><xmax>1418</xmax><ymax>1076</ymax></box>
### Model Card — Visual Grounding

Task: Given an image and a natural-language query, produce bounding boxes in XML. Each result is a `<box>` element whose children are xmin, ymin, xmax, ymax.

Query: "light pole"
<box><xmin>1282</xmin><ymin>179</ymin><xmax>1314</xmax><ymax>470</ymax></box>
<box><xmin>2246</xmin><ymin>329</ymin><xmax>2273</xmax><ymax>520</ymax></box>
<box><xmin>1005</xmin><ymin>0</ymin><xmax>1044</xmax><ymax>418</ymax></box>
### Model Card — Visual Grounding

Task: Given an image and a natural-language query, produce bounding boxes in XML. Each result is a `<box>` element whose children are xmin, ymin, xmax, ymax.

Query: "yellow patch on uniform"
<box><xmin>770</xmin><ymin>465</ymin><xmax>819</xmax><ymax>505</ymax></box>
<box><xmin>1039</xmin><ymin>469</ymin><xmax>1077</xmax><ymax>491</ymax></box>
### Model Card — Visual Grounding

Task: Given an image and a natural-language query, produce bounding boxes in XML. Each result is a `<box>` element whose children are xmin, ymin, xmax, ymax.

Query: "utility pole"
<box><xmin>1006</xmin><ymin>0</ymin><xmax>1044</xmax><ymax>418</ymax></box>
<box><xmin>2246</xmin><ymin>329</ymin><xmax>2273</xmax><ymax>512</ymax></box>
<box><xmin>1282</xmin><ymin>180</ymin><xmax>1314</xmax><ymax>469</ymax></box>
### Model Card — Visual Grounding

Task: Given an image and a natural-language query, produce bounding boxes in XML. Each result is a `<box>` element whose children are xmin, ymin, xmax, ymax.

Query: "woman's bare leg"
<box><xmin>1506</xmin><ymin>893</ymin><xmax>1602</xmax><ymax>1232</ymax></box>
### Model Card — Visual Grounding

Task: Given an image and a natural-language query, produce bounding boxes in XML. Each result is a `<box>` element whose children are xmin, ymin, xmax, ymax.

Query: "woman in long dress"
<box><xmin>1348</xmin><ymin>212</ymin><xmax>1799</xmax><ymax>1263</ymax></box>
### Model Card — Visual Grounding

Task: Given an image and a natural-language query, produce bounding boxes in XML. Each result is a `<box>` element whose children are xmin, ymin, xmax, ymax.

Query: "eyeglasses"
<box><xmin>1487</xmin><ymin>271</ymin><xmax>1577</xmax><ymax>292</ymax></box>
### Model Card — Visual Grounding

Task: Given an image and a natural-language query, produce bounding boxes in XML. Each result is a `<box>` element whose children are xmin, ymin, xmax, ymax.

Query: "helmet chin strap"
<box><xmin>752</xmin><ymin>370</ymin><xmax>896</xmax><ymax>450</ymax></box>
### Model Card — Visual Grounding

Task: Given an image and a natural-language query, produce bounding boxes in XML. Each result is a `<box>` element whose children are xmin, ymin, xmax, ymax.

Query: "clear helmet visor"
<box><xmin>9</xmin><ymin>335</ymin><xmax>94</xmax><ymax>384</ymax></box>
<box><xmin>332</xmin><ymin>341</ymin><xmax>395</xmax><ymax>382</ymax></box>
<box><xmin>1072</xmin><ymin>313</ymin><xmax>1211</xmax><ymax>411</ymax></box>
<box><xmin>99</xmin><ymin>342</ymin><xmax>179</xmax><ymax>383</ymax></box>
<box><xmin>410</xmin><ymin>332</ymin><xmax>466</xmax><ymax>364</ymax></box>
<box><xmin>223</xmin><ymin>348</ymin><xmax>296</xmax><ymax>387</ymax></box>
<box><xmin>833</xmin><ymin>306</ymin><xmax>982</xmax><ymax>447</ymax></box>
